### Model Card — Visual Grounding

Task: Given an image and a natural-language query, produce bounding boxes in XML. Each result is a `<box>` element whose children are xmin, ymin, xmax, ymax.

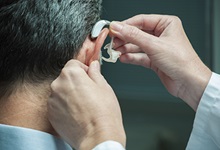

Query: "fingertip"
<box><xmin>88</xmin><ymin>60</ymin><xmax>101</xmax><ymax>79</ymax></box>
<box><xmin>113</xmin><ymin>37</ymin><xmax>126</xmax><ymax>49</ymax></box>
<box><xmin>110</xmin><ymin>21</ymin><xmax>123</xmax><ymax>32</ymax></box>
<box><xmin>90</xmin><ymin>60</ymin><xmax>100</xmax><ymax>71</ymax></box>
<box><xmin>88</xmin><ymin>61</ymin><xmax>106</xmax><ymax>84</ymax></box>
<box><xmin>119</xmin><ymin>54</ymin><xmax>130</xmax><ymax>64</ymax></box>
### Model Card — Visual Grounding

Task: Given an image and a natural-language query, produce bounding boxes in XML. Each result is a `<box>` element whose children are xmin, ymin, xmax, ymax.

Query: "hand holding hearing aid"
<box><xmin>47</xmin><ymin>14</ymin><xmax>212</xmax><ymax>150</ymax></box>
<box><xmin>110</xmin><ymin>14</ymin><xmax>211</xmax><ymax>111</ymax></box>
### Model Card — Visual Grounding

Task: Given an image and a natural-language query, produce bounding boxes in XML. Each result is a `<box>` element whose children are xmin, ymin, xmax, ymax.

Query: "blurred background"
<box><xmin>100</xmin><ymin>0</ymin><xmax>220</xmax><ymax>149</ymax></box>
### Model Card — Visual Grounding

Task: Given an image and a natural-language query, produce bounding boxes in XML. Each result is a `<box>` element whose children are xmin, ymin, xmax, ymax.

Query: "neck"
<box><xmin>0</xmin><ymin>82</ymin><xmax>57</xmax><ymax>135</ymax></box>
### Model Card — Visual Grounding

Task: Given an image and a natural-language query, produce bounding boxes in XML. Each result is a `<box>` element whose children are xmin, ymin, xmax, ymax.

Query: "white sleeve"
<box><xmin>186</xmin><ymin>72</ymin><xmax>220</xmax><ymax>150</ymax></box>
<box><xmin>92</xmin><ymin>141</ymin><xmax>125</xmax><ymax>150</ymax></box>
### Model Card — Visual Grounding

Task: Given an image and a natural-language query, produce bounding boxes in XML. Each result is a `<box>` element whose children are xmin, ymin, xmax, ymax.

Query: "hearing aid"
<box><xmin>91</xmin><ymin>20</ymin><xmax>121</xmax><ymax>63</ymax></box>
<box><xmin>91</xmin><ymin>20</ymin><xmax>110</xmax><ymax>39</ymax></box>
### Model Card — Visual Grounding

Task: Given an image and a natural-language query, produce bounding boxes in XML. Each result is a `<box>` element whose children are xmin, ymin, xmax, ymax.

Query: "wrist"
<box><xmin>78</xmin><ymin>127</ymin><xmax>126</xmax><ymax>150</ymax></box>
<box><xmin>77</xmin><ymin>120</ymin><xmax>126</xmax><ymax>150</ymax></box>
<box><xmin>178</xmin><ymin>58</ymin><xmax>212</xmax><ymax>111</ymax></box>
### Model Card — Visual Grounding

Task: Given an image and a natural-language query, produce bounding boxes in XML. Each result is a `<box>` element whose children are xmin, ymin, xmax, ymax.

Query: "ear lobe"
<box><xmin>88</xmin><ymin>28</ymin><xmax>109</xmax><ymax>65</ymax></box>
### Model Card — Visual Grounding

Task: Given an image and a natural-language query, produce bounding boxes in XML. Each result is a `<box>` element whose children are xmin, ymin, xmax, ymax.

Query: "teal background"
<box><xmin>101</xmin><ymin>0</ymin><xmax>212</xmax><ymax>149</ymax></box>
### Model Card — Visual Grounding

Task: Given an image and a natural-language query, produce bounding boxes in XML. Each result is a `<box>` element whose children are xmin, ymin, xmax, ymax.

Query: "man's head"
<box><xmin>0</xmin><ymin>0</ymin><xmax>108</xmax><ymax>99</ymax></box>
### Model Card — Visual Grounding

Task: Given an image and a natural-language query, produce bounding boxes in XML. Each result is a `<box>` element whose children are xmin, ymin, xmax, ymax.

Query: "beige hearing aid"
<box><xmin>91</xmin><ymin>20</ymin><xmax>121</xmax><ymax>63</ymax></box>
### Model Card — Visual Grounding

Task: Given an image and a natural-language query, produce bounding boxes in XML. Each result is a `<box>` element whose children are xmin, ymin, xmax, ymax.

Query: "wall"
<box><xmin>213</xmin><ymin>0</ymin><xmax>220</xmax><ymax>73</ymax></box>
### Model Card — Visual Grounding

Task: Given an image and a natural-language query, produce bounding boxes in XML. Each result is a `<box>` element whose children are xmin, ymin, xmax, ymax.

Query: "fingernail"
<box><xmin>110</xmin><ymin>21</ymin><xmax>123</xmax><ymax>32</ymax></box>
<box><xmin>91</xmin><ymin>60</ymin><xmax>100</xmax><ymax>71</ymax></box>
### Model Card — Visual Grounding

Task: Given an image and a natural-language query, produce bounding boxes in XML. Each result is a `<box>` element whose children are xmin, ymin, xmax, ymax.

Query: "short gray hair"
<box><xmin>0</xmin><ymin>0</ymin><xmax>102</xmax><ymax>97</ymax></box>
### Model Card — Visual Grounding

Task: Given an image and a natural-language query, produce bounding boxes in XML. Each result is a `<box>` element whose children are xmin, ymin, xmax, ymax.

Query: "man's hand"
<box><xmin>110</xmin><ymin>14</ymin><xmax>212</xmax><ymax>111</ymax></box>
<box><xmin>47</xmin><ymin>60</ymin><xmax>126</xmax><ymax>150</ymax></box>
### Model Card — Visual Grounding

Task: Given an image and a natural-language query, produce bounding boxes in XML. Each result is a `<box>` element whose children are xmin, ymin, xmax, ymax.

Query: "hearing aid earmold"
<box><xmin>91</xmin><ymin>20</ymin><xmax>121</xmax><ymax>63</ymax></box>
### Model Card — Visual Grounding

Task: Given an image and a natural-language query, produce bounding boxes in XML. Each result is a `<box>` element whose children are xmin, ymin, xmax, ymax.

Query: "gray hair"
<box><xmin>0</xmin><ymin>0</ymin><xmax>102</xmax><ymax>97</ymax></box>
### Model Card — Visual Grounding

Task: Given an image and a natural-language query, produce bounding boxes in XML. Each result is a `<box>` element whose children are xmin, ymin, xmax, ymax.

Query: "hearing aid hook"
<box><xmin>91</xmin><ymin>20</ymin><xmax>110</xmax><ymax>39</ymax></box>
<box><xmin>91</xmin><ymin>20</ymin><xmax>121</xmax><ymax>63</ymax></box>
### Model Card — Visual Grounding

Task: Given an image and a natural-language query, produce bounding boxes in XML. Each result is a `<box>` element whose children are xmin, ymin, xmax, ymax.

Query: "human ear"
<box><xmin>76</xmin><ymin>28</ymin><xmax>109</xmax><ymax>66</ymax></box>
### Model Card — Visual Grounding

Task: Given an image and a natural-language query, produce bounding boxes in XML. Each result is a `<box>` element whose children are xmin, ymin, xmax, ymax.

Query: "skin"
<box><xmin>48</xmin><ymin>14</ymin><xmax>212</xmax><ymax>149</ymax></box>
<box><xmin>48</xmin><ymin>28</ymin><xmax>126</xmax><ymax>150</ymax></box>
<box><xmin>0</xmin><ymin>82</ymin><xmax>57</xmax><ymax>135</ymax></box>
<box><xmin>48</xmin><ymin>60</ymin><xmax>126</xmax><ymax>150</ymax></box>
<box><xmin>110</xmin><ymin>14</ymin><xmax>212</xmax><ymax>111</ymax></box>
